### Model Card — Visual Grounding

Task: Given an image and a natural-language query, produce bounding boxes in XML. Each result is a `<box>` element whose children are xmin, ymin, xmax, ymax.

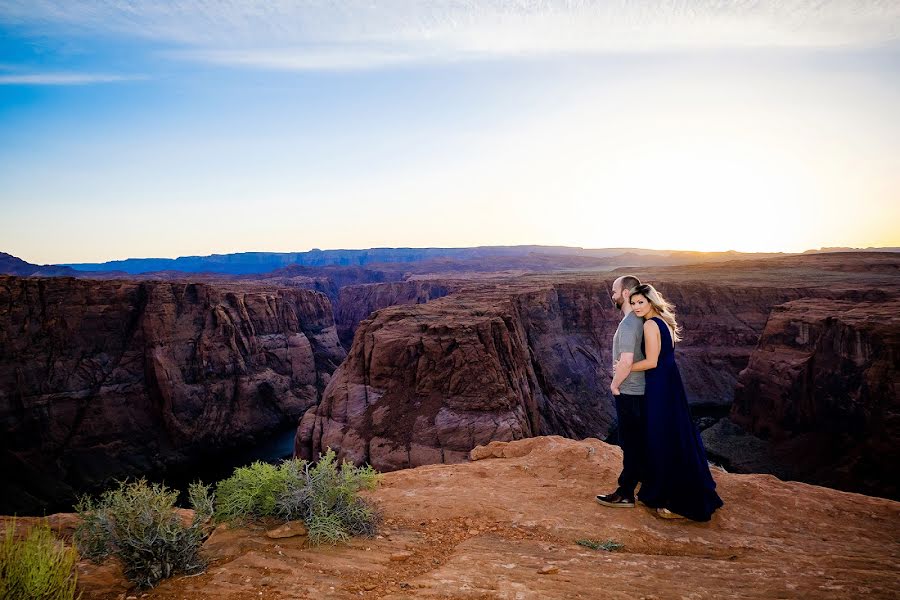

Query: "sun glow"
<box><xmin>595</xmin><ymin>141</ymin><xmax>813</xmax><ymax>252</ymax></box>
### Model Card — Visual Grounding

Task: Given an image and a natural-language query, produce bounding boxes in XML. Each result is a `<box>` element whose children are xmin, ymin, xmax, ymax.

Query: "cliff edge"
<box><xmin>29</xmin><ymin>435</ymin><xmax>899</xmax><ymax>599</ymax></box>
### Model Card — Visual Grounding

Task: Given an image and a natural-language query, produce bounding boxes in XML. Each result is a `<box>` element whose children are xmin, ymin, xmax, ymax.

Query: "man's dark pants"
<box><xmin>614</xmin><ymin>392</ymin><xmax>647</xmax><ymax>499</ymax></box>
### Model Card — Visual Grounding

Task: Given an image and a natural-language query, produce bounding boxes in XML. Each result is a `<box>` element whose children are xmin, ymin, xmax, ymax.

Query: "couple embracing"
<box><xmin>597</xmin><ymin>275</ymin><xmax>723</xmax><ymax>521</ymax></box>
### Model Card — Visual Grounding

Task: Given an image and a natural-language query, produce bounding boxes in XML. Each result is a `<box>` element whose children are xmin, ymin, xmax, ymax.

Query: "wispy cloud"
<box><xmin>0</xmin><ymin>73</ymin><xmax>143</xmax><ymax>85</ymax></box>
<box><xmin>2</xmin><ymin>1</ymin><xmax>898</xmax><ymax>71</ymax></box>
<box><xmin>169</xmin><ymin>46</ymin><xmax>427</xmax><ymax>71</ymax></box>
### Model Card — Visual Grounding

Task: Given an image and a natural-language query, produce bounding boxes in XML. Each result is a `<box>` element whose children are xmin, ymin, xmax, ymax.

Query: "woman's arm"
<box><xmin>630</xmin><ymin>320</ymin><xmax>661</xmax><ymax>372</ymax></box>
<box><xmin>610</xmin><ymin>352</ymin><xmax>634</xmax><ymax>395</ymax></box>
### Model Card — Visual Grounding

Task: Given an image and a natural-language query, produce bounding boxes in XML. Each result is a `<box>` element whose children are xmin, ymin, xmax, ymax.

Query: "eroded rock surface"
<box><xmin>0</xmin><ymin>276</ymin><xmax>345</xmax><ymax>513</ymax></box>
<box><xmin>32</xmin><ymin>436</ymin><xmax>900</xmax><ymax>599</ymax></box>
<box><xmin>299</xmin><ymin>279</ymin><xmax>808</xmax><ymax>471</ymax></box>
<box><xmin>335</xmin><ymin>281</ymin><xmax>455</xmax><ymax>348</ymax></box>
<box><xmin>720</xmin><ymin>298</ymin><xmax>900</xmax><ymax>499</ymax></box>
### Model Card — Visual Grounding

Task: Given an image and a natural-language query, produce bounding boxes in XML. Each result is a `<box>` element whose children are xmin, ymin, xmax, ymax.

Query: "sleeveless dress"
<box><xmin>637</xmin><ymin>317</ymin><xmax>723</xmax><ymax>521</ymax></box>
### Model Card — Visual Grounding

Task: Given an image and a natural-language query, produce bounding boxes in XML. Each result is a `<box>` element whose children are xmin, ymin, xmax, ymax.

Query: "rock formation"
<box><xmin>715</xmin><ymin>297</ymin><xmax>900</xmax><ymax>499</ymax></box>
<box><xmin>297</xmin><ymin>290</ymin><xmax>544</xmax><ymax>470</ymax></box>
<box><xmin>299</xmin><ymin>253</ymin><xmax>900</xmax><ymax>496</ymax></box>
<box><xmin>334</xmin><ymin>281</ymin><xmax>455</xmax><ymax>348</ymax></box>
<box><xmin>298</xmin><ymin>278</ymin><xmax>807</xmax><ymax>471</ymax></box>
<box><xmin>0</xmin><ymin>276</ymin><xmax>345</xmax><ymax>514</ymax></box>
<box><xmin>0</xmin><ymin>252</ymin><xmax>86</xmax><ymax>277</ymax></box>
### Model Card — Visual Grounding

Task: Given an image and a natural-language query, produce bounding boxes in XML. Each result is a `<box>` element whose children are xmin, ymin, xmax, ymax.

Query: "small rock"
<box><xmin>363</xmin><ymin>583</ymin><xmax>377</xmax><ymax>591</ymax></box>
<box><xmin>390</xmin><ymin>551</ymin><xmax>413</xmax><ymax>562</ymax></box>
<box><xmin>265</xmin><ymin>520</ymin><xmax>308</xmax><ymax>539</ymax></box>
<box><xmin>538</xmin><ymin>565</ymin><xmax>559</xmax><ymax>575</ymax></box>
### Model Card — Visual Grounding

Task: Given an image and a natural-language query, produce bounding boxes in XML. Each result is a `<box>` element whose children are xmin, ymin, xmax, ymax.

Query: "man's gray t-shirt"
<box><xmin>612</xmin><ymin>312</ymin><xmax>646</xmax><ymax>394</ymax></box>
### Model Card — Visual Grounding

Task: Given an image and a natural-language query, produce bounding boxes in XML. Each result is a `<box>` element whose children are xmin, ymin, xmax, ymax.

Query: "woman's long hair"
<box><xmin>629</xmin><ymin>284</ymin><xmax>683</xmax><ymax>343</ymax></box>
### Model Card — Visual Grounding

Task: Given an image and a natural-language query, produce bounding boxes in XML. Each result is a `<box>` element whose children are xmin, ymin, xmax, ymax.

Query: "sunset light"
<box><xmin>1</xmin><ymin>1</ymin><xmax>898</xmax><ymax>261</ymax></box>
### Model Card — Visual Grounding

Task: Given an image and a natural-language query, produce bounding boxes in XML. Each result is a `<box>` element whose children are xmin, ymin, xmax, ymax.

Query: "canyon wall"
<box><xmin>298</xmin><ymin>279</ymin><xmax>806</xmax><ymax>471</ymax></box>
<box><xmin>0</xmin><ymin>276</ymin><xmax>345</xmax><ymax>513</ymax></box>
<box><xmin>720</xmin><ymin>298</ymin><xmax>899</xmax><ymax>498</ymax></box>
<box><xmin>297</xmin><ymin>291</ymin><xmax>543</xmax><ymax>470</ymax></box>
<box><xmin>334</xmin><ymin>281</ymin><xmax>455</xmax><ymax>348</ymax></box>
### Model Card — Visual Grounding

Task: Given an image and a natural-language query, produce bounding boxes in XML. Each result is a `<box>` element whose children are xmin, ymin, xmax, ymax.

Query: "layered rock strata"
<box><xmin>720</xmin><ymin>298</ymin><xmax>900</xmax><ymax>499</ymax></box>
<box><xmin>297</xmin><ymin>291</ymin><xmax>546</xmax><ymax>470</ymax></box>
<box><xmin>298</xmin><ymin>279</ymin><xmax>805</xmax><ymax>471</ymax></box>
<box><xmin>334</xmin><ymin>281</ymin><xmax>455</xmax><ymax>348</ymax></box>
<box><xmin>0</xmin><ymin>276</ymin><xmax>345</xmax><ymax>513</ymax></box>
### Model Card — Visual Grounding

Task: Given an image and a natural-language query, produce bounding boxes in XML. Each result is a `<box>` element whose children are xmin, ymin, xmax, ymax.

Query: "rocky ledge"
<box><xmin>16</xmin><ymin>436</ymin><xmax>899</xmax><ymax>599</ymax></box>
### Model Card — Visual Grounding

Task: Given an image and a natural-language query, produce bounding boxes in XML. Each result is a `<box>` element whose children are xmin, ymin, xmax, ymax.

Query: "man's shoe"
<box><xmin>595</xmin><ymin>492</ymin><xmax>635</xmax><ymax>508</ymax></box>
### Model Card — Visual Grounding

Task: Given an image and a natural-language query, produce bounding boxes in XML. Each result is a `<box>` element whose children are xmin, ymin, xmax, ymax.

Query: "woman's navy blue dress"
<box><xmin>638</xmin><ymin>317</ymin><xmax>723</xmax><ymax>521</ymax></box>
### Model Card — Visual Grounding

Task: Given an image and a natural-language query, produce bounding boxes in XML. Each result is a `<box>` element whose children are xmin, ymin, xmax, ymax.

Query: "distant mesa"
<box><xmin>4</xmin><ymin>245</ymin><xmax>898</xmax><ymax>279</ymax></box>
<box><xmin>0</xmin><ymin>251</ymin><xmax>81</xmax><ymax>277</ymax></box>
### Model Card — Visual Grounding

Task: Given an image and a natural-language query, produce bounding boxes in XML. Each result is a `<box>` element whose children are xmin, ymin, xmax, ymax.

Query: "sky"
<box><xmin>1</xmin><ymin>1</ymin><xmax>899</xmax><ymax>264</ymax></box>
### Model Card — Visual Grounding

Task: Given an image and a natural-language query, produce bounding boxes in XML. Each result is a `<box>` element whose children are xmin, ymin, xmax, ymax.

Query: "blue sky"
<box><xmin>1</xmin><ymin>1</ymin><xmax>899</xmax><ymax>264</ymax></box>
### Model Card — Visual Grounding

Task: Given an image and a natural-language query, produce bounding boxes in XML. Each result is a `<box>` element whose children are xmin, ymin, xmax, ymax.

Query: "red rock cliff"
<box><xmin>0</xmin><ymin>276</ymin><xmax>346</xmax><ymax>513</ymax></box>
<box><xmin>727</xmin><ymin>298</ymin><xmax>900</xmax><ymax>498</ymax></box>
<box><xmin>297</xmin><ymin>278</ymin><xmax>805</xmax><ymax>471</ymax></box>
<box><xmin>334</xmin><ymin>281</ymin><xmax>454</xmax><ymax>349</ymax></box>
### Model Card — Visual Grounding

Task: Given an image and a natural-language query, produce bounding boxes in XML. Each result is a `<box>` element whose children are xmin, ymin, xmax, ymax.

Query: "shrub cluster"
<box><xmin>74</xmin><ymin>448</ymin><xmax>380</xmax><ymax>589</ymax></box>
<box><xmin>0</xmin><ymin>519</ymin><xmax>80</xmax><ymax>600</ymax></box>
<box><xmin>215</xmin><ymin>449</ymin><xmax>380</xmax><ymax>545</ymax></box>
<box><xmin>74</xmin><ymin>480</ymin><xmax>213</xmax><ymax>589</ymax></box>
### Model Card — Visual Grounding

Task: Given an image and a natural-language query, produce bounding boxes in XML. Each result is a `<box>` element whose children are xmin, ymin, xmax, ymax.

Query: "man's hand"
<box><xmin>610</xmin><ymin>382</ymin><xmax>620</xmax><ymax>396</ymax></box>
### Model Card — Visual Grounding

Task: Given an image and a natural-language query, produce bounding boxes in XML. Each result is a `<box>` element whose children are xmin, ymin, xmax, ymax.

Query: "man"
<box><xmin>596</xmin><ymin>275</ymin><xmax>647</xmax><ymax>508</ymax></box>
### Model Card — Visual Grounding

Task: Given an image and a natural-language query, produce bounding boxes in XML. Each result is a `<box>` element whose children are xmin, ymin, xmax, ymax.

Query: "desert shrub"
<box><xmin>74</xmin><ymin>480</ymin><xmax>213</xmax><ymax>589</ymax></box>
<box><xmin>0</xmin><ymin>518</ymin><xmax>80</xmax><ymax>600</ymax></box>
<box><xmin>214</xmin><ymin>449</ymin><xmax>380</xmax><ymax>545</ymax></box>
<box><xmin>213</xmin><ymin>460</ymin><xmax>298</xmax><ymax>522</ymax></box>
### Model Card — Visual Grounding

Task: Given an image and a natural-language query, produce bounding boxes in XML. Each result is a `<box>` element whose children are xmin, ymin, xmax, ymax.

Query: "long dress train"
<box><xmin>638</xmin><ymin>317</ymin><xmax>723</xmax><ymax>521</ymax></box>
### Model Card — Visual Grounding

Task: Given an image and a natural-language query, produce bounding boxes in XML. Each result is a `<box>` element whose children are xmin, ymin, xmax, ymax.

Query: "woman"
<box><xmin>624</xmin><ymin>284</ymin><xmax>723</xmax><ymax>521</ymax></box>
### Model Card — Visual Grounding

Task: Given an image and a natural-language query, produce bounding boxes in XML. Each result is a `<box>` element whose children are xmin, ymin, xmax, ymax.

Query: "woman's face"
<box><xmin>630</xmin><ymin>293</ymin><xmax>652</xmax><ymax>318</ymax></box>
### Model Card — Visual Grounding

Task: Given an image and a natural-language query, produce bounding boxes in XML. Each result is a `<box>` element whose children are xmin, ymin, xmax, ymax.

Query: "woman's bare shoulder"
<box><xmin>643</xmin><ymin>319</ymin><xmax>661</xmax><ymax>333</ymax></box>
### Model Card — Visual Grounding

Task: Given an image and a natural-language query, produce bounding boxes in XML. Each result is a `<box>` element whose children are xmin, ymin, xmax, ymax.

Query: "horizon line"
<box><xmin>8</xmin><ymin>244</ymin><xmax>900</xmax><ymax>268</ymax></box>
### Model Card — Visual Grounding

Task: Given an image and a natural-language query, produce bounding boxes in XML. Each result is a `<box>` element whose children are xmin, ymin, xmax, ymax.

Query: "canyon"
<box><xmin>0</xmin><ymin>276</ymin><xmax>345</xmax><ymax>514</ymax></box>
<box><xmin>1</xmin><ymin>250</ymin><xmax>898</xmax><ymax>515</ymax></box>
<box><xmin>716</xmin><ymin>296</ymin><xmax>900</xmax><ymax>499</ymax></box>
<box><xmin>300</xmin><ymin>253</ymin><xmax>900</xmax><ymax>500</ymax></box>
